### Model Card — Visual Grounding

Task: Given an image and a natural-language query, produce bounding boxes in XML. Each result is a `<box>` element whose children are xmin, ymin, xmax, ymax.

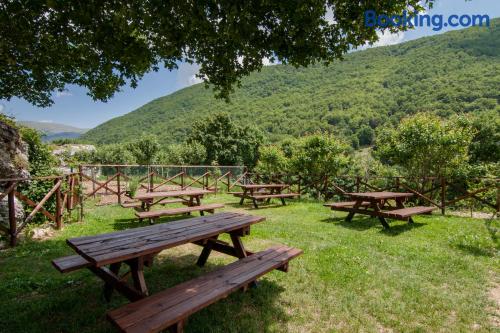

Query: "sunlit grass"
<box><xmin>0</xmin><ymin>194</ymin><xmax>498</xmax><ymax>332</ymax></box>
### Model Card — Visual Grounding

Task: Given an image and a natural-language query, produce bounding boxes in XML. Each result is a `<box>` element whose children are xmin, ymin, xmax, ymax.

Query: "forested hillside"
<box><xmin>82</xmin><ymin>19</ymin><xmax>500</xmax><ymax>146</ymax></box>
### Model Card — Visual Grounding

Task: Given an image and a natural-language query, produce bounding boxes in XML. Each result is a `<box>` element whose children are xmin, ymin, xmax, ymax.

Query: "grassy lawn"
<box><xmin>0</xmin><ymin>194</ymin><xmax>498</xmax><ymax>332</ymax></box>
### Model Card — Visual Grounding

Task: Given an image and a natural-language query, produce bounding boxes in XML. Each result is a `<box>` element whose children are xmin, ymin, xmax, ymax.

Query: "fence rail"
<box><xmin>0</xmin><ymin>173</ymin><xmax>81</xmax><ymax>246</ymax></box>
<box><xmin>1</xmin><ymin>164</ymin><xmax>498</xmax><ymax>247</ymax></box>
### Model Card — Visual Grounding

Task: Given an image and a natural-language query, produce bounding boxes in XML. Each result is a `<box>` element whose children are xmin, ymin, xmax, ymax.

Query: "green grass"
<box><xmin>0</xmin><ymin>194</ymin><xmax>498</xmax><ymax>332</ymax></box>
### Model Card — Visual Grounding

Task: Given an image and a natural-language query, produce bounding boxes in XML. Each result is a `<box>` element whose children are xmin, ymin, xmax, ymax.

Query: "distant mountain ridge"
<box><xmin>82</xmin><ymin>18</ymin><xmax>500</xmax><ymax>146</ymax></box>
<box><xmin>19</xmin><ymin>121</ymin><xmax>88</xmax><ymax>142</ymax></box>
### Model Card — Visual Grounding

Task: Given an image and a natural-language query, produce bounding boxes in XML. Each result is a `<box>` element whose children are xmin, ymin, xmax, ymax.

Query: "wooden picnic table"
<box><xmin>134</xmin><ymin>188</ymin><xmax>213</xmax><ymax>211</ymax></box>
<box><xmin>233</xmin><ymin>183</ymin><xmax>299</xmax><ymax>208</ymax></box>
<box><xmin>324</xmin><ymin>191</ymin><xmax>435</xmax><ymax>229</ymax></box>
<box><xmin>61</xmin><ymin>212</ymin><xmax>265</xmax><ymax>302</ymax></box>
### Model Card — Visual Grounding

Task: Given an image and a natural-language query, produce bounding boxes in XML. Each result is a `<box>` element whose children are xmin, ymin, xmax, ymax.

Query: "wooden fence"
<box><xmin>240</xmin><ymin>173</ymin><xmax>500</xmax><ymax>215</ymax></box>
<box><xmin>0</xmin><ymin>173</ymin><xmax>81</xmax><ymax>246</ymax></box>
<box><xmin>79</xmin><ymin>164</ymin><xmax>247</xmax><ymax>205</ymax></box>
<box><xmin>1</xmin><ymin>165</ymin><xmax>497</xmax><ymax>247</ymax></box>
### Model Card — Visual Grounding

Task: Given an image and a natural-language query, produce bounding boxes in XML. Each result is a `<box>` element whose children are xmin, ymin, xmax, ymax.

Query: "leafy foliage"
<box><xmin>255</xmin><ymin>145</ymin><xmax>289</xmax><ymax>175</ymax></box>
<box><xmin>374</xmin><ymin>113</ymin><xmax>475</xmax><ymax>177</ymax></box>
<box><xmin>127</xmin><ymin>134</ymin><xmax>160</xmax><ymax>165</ymax></box>
<box><xmin>82</xmin><ymin>19</ymin><xmax>500</xmax><ymax>146</ymax></box>
<box><xmin>91</xmin><ymin>144</ymin><xmax>135</xmax><ymax>165</ymax></box>
<box><xmin>187</xmin><ymin>113</ymin><xmax>263</xmax><ymax>167</ymax></box>
<box><xmin>0</xmin><ymin>1</ymin><xmax>429</xmax><ymax>106</ymax></box>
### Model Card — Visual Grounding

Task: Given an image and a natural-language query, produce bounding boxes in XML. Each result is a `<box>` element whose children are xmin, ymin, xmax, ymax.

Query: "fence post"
<box><xmin>78</xmin><ymin>165</ymin><xmax>84</xmax><ymax>222</ymax></box>
<box><xmin>440</xmin><ymin>177</ymin><xmax>446</xmax><ymax>215</ymax></box>
<box><xmin>395</xmin><ymin>177</ymin><xmax>400</xmax><ymax>191</ymax></box>
<box><xmin>298</xmin><ymin>175</ymin><xmax>301</xmax><ymax>197</ymax></box>
<box><xmin>149</xmin><ymin>166</ymin><xmax>154</xmax><ymax>192</ymax></box>
<box><xmin>181</xmin><ymin>168</ymin><xmax>185</xmax><ymax>189</ymax></box>
<box><xmin>356</xmin><ymin>176</ymin><xmax>360</xmax><ymax>193</ymax></box>
<box><xmin>227</xmin><ymin>171</ymin><xmax>231</xmax><ymax>192</ymax></box>
<box><xmin>91</xmin><ymin>167</ymin><xmax>96</xmax><ymax>199</ymax></box>
<box><xmin>8</xmin><ymin>182</ymin><xmax>17</xmax><ymax>247</ymax></box>
<box><xmin>55</xmin><ymin>178</ymin><xmax>62</xmax><ymax>229</ymax></box>
<box><xmin>496</xmin><ymin>181</ymin><xmax>500</xmax><ymax>215</ymax></box>
<box><xmin>116</xmin><ymin>166</ymin><xmax>121</xmax><ymax>205</ymax></box>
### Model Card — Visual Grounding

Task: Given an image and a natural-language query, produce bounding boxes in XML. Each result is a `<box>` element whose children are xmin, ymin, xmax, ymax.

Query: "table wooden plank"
<box><xmin>134</xmin><ymin>189</ymin><xmax>212</xmax><ymax>200</ymax></box>
<box><xmin>69</xmin><ymin>212</ymin><xmax>240</xmax><ymax>246</ymax></box>
<box><xmin>347</xmin><ymin>191</ymin><xmax>413</xmax><ymax>200</ymax></box>
<box><xmin>68</xmin><ymin>212</ymin><xmax>265</xmax><ymax>267</ymax></box>
<box><xmin>239</xmin><ymin>184</ymin><xmax>289</xmax><ymax>189</ymax></box>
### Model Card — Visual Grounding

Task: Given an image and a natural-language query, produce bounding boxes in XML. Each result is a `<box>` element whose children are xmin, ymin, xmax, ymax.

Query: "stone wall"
<box><xmin>0</xmin><ymin>120</ymin><xmax>29</xmax><ymax>231</ymax></box>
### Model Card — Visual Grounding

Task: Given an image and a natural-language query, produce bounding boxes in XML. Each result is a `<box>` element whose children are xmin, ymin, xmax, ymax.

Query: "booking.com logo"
<box><xmin>365</xmin><ymin>10</ymin><xmax>490</xmax><ymax>31</ymax></box>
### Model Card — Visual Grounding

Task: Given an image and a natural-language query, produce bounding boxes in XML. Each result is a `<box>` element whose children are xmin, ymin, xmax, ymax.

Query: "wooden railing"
<box><xmin>243</xmin><ymin>173</ymin><xmax>499</xmax><ymax>215</ymax></box>
<box><xmin>0</xmin><ymin>173</ymin><xmax>81</xmax><ymax>246</ymax></box>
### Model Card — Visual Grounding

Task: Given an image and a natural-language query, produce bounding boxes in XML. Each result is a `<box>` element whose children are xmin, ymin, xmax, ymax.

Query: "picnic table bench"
<box><xmin>132</xmin><ymin>189</ymin><xmax>221</xmax><ymax>222</ymax></box>
<box><xmin>233</xmin><ymin>184</ymin><xmax>299</xmax><ymax>208</ymax></box>
<box><xmin>324</xmin><ymin>191</ymin><xmax>436</xmax><ymax>228</ymax></box>
<box><xmin>52</xmin><ymin>212</ymin><xmax>302</xmax><ymax>333</ymax></box>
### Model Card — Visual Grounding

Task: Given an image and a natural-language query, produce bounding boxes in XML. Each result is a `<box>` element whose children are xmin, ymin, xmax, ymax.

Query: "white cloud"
<box><xmin>373</xmin><ymin>30</ymin><xmax>405</xmax><ymax>47</ymax></box>
<box><xmin>188</xmin><ymin>74</ymin><xmax>204</xmax><ymax>85</ymax></box>
<box><xmin>55</xmin><ymin>90</ymin><xmax>73</xmax><ymax>98</ymax></box>
<box><xmin>40</xmin><ymin>120</ymin><xmax>54</xmax><ymax>123</ymax></box>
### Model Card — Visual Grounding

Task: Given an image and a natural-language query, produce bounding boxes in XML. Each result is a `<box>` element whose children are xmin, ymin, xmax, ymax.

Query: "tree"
<box><xmin>289</xmin><ymin>133</ymin><xmax>351</xmax><ymax>193</ymax></box>
<box><xmin>357</xmin><ymin>125</ymin><xmax>374</xmax><ymax>146</ymax></box>
<box><xmin>161</xmin><ymin>143</ymin><xmax>207</xmax><ymax>165</ymax></box>
<box><xmin>187</xmin><ymin>113</ymin><xmax>263</xmax><ymax>167</ymax></box>
<box><xmin>255</xmin><ymin>145</ymin><xmax>289</xmax><ymax>175</ymax></box>
<box><xmin>127</xmin><ymin>134</ymin><xmax>160</xmax><ymax>165</ymax></box>
<box><xmin>0</xmin><ymin>1</ymin><xmax>430</xmax><ymax>107</ymax></box>
<box><xmin>92</xmin><ymin>144</ymin><xmax>135</xmax><ymax>165</ymax></box>
<box><xmin>374</xmin><ymin>113</ymin><xmax>475</xmax><ymax>177</ymax></box>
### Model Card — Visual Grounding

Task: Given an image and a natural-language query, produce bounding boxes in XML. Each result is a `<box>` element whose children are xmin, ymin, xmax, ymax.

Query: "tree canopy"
<box><xmin>1</xmin><ymin>0</ymin><xmax>430</xmax><ymax>106</ymax></box>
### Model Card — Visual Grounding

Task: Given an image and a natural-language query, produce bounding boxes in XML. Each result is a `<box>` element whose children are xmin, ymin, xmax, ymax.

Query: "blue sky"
<box><xmin>1</xmin><ymin>0</ymin><xmax>499</xmax><ymax>129</ymax></box>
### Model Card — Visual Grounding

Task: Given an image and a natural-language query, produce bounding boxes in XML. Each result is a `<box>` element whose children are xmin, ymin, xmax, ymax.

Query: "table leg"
<box><xmin>230</xmin><ymin>233</ymin><xmax>247</xmax><ymax>259</ymax></box>
<box><xmin>378</xmin><ymin>217</ymin><xmax>390</xmax><ymax>229</ymax></box>
<box><xmin>89</xmin><ymin>265</ymin><xmax>144</xmax><ymax>302</ymax></box>
<box><xmin>239</xmin><ymin>189</ymin><xmax>246</xmax><ymax>205</ymax></box>
<box><xmin>196</xmin><ymin>235</ymin><xmax>218</xmax><ymax>267</ymax></box>
<box><xmin>345</xmin><ymin>199</ymin><xmax>363</xmax><ymax>222</ymax></box>
<box><xmin>128</xmin><ymin>257</ymin><xmax>149</xmax><ymax>297</ymax></box>
<box><xmin>373</xmin><ymin>201</ymin><xmax>390</xmax><ymax>229</ymax></box>
<box><xmin>103</xmin><ymin>262</ymin><xmax>121</xmax><ymax>301</ymax></box>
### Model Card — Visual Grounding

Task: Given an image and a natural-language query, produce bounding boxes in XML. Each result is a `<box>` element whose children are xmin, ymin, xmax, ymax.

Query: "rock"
<box><xmin>0</xmin><ymin>120</ymin><xmax>29</xmax><ymax>234</ymax></box>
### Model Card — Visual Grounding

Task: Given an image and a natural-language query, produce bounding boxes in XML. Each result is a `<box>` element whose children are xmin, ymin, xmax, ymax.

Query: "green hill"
<box><xmin>19</xmin><ymin>121</ymin><xmax>88</xmax><ymax>142</ymax></box>
<box><xmin>82</xmin><ymin>19</ymin><xmax>500</xmax><ymax>146</ymax></box>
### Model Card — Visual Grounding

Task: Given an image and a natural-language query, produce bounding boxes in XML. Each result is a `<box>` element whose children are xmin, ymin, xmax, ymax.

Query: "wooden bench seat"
<box><xmin>323</xmin><ymin>201</ymin><xmax>371</xmax><ymax>209</ymax></box>
<box><xmin>107</xmin><ymin>245</ymin><xmax>302</xmax><ymax>333</ymax></box>
<box><xmin>381</xmin><ymin>206</ymin><xmax>435</xmax><ymax>219</ymax></box>
<box><xmin>52</xmin><ymin>255</ymin><xmax>91</xmax><ymax>273</ymax></box>
<box><xmin>122</xmin><ymin>199</ymin><xmax>185</xmax><ymax>209</ymax></box>
<box><xmin>136</xmin><ymin>203</ymin><xmax>224</xmax><ymax>221</ymax></box>
<box><xmin>251</xmin><ymin>193</ymin><xmax>299</xmax><ymax>200</ymax></box>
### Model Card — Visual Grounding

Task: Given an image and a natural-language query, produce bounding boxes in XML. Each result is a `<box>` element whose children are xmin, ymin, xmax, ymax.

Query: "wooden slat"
<box><xmin>135</xmin><ymin>204</ymin><xmax>224</xmax><ymax>219</ymax></box>
<box><xmin>347</xmin><ymin>191</ymin><xmax>414</xmax><ymax>200</ymax></box>
<box><xmin>251</xmin><ymin>193</ymin><xmax>299</xmax><ymax>199</ymax></box>
<box><xmin>52</xmin><ymin>255</ymin><xmax>91</xmax><ymax>273</ymax></box>
<box><xmin>68</xmin><ymin>212</ymin><xmax>265</xmax><ymax>267</ymax></box>
<box><xmin>107</xmin><ymin>246</ymin><xmax>302</xmax><ymax>333</ymax></box>
<box><xmin>84</xmin><ymin>215</ymin><xmax>259</xmax><ymax>265</ymax></box>
<box><xmin>381</xmin><ymin>206</ymin><xmax>436</xmax><ymax>219</ymax></box>
<box><xmin>134</xmin><ymin>189</ymin><xmax>212</xmax><ymax>200</ymax></box>
<box><xmin>323</xmin><ymin>201</ymin><xmax>370</xmax><ymax>208</ymax></box>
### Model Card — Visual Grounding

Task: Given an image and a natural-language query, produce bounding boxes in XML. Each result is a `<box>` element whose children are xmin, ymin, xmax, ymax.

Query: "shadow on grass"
<box><xmin>321</xmin><ymin>216</ymin><xmax>425</xmax><ymax>234</ymax></box>
<box><xmin>225</xmin><ymin>201</ymin><xmax>291</xmax><ymax>211</ymax></box>
<box><xmin>0</xmin><ymin>236</ymin><xmax>290</xmax><ymax>333</ymax></box>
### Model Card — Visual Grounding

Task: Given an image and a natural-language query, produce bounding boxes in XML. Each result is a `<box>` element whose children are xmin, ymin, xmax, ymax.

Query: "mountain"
<box><xmin>82</xmin><ymin>19</ymin><xmax>500</xmax><ymax>146</ymax></box>
<box><xmin>19</xmin><ymin>121</ymin><xmax>88</xmax><ymax>142</ymax></box>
